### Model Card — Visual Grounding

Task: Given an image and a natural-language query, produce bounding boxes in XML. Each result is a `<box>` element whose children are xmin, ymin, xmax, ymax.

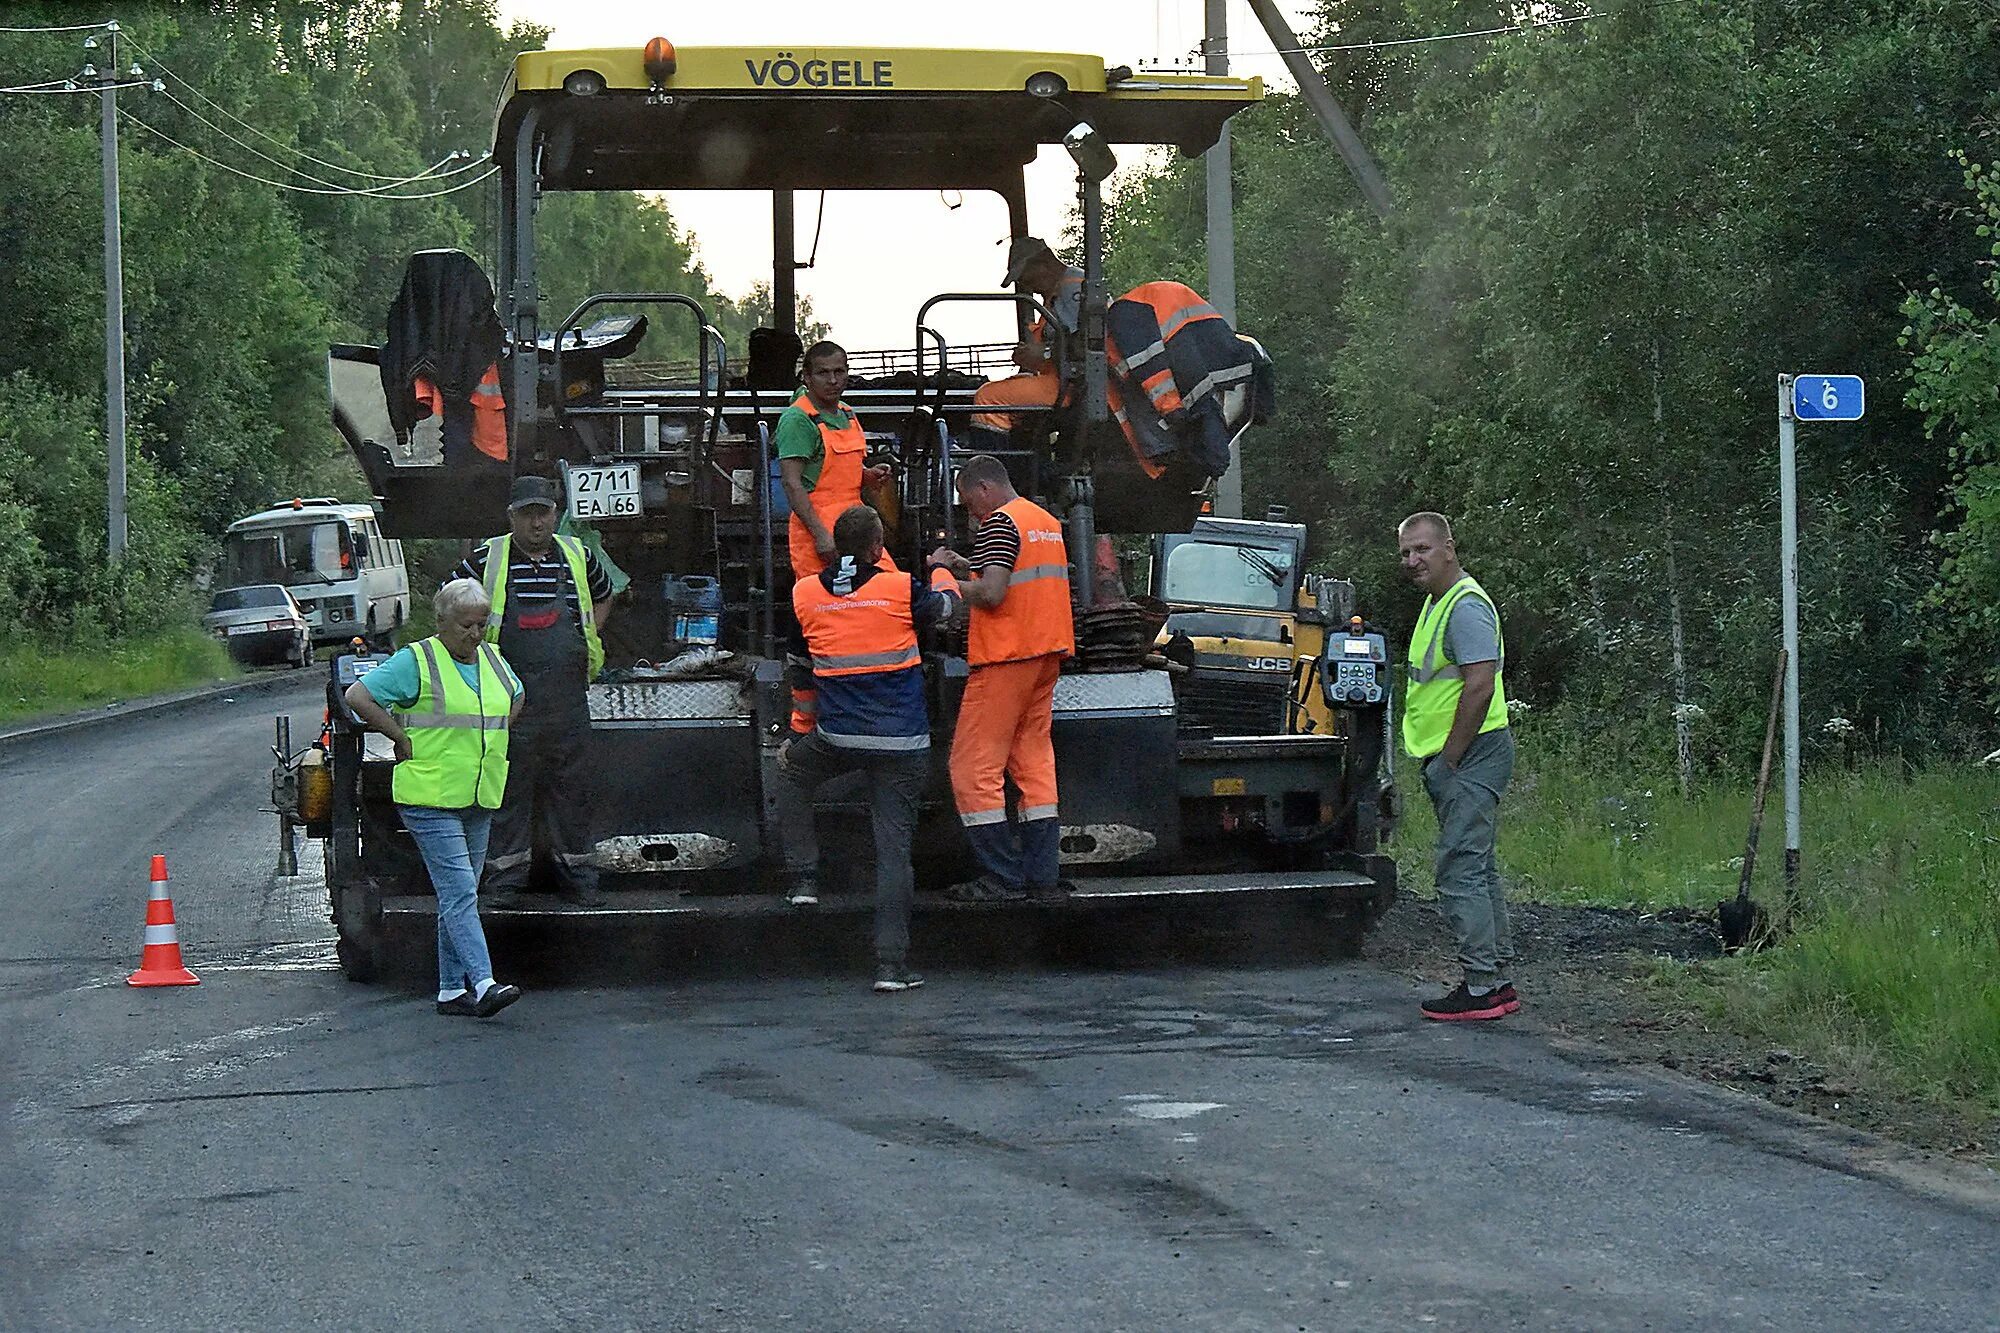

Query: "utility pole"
<box><xmin>1205</xmin><ymin>0</ymin><xmax>1243</xmax><ymax>519</ymax></box>
<box><xmin>1244</xmin><ymin>0</ymin><xmax>1394</xmax><ymax>220</ymax></box>
<box><xmin>86</xmin><ymin>21</ymin><xmax>130</xmax><ymax>562</ymax></box>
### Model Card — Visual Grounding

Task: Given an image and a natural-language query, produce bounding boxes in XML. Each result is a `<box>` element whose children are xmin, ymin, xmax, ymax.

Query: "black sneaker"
<box><xmin>1419</xmin><ymin>982</ymin><xmax>1511</xmax><ymax>1022</ymax></box>
<box><xmin>786</xmin><ymin>878</ymin><xmax>820</xmax><ymax>907</ymax></box>
<box><xmin>872</xmin><ymin>964</ymin><xmax>925</xmax><ymax>993</ymax></box>
<box><xmin>473</xmin><ymin>982</ymin><xmax>523</xmax><ymax>1018</ymax></box>
<box><xmin>945</xmin><ymin>875</ymin><xmax>1025</xmax><ymax>903</ymax></box>
<box><xmin>1027</xmin><ymin>879</ymin><xmax>1075</xmax><ymax>904</ymax></box>
<box><xmin>1492</xmin><ymin>982</ymin><xmax>1521</xmax><ymax>1014</ymax></box>
<box><xmin>435</xmin><ymin>992</ymin><xmax>479</xmax><ymax>1017</ymax></box>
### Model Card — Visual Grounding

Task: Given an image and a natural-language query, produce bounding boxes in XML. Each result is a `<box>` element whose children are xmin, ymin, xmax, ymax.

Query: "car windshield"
<box><xmin>222</xmin><ymin>521</ymin><xmax>352</xmax><ymax>587</ymax></box>
<box><xmin>1161</xmin><ymin>540</ymin><xmax>1297</xmax><ymax>610</ymax></box>
<box><xmin>210</xmin><ymin>586</ymin><xmax>291</xmax><ymax>613</ymax></box>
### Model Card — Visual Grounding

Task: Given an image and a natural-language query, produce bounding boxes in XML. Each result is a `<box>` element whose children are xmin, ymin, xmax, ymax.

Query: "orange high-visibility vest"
<box><xmin>967</xmin><ymin>497</ymin><xmax>1074</xmax><ymax>667</ymax></box>
<box><xmin>415</xmin><ymin>362</ymin><xmax>508</xmax><ymax>462</ymax></box>
<box><xmin>793</xmin><ymin>572</ymin><xmax>919</xmax><ymax>679</ymax></box>
<box><xmin>1106</xmin><ymin>282</ymin><xmax>1225</xmax><ymax>478</ymax></box>
<box><xmin>787</xmin><ymin>393</ymin><xmax>871</xmax><ymax>579</ymax></box>
<box><xmin>468</xmin><ymin>363</ymin><xmax>506</xmax><ymax>460</ymax></box>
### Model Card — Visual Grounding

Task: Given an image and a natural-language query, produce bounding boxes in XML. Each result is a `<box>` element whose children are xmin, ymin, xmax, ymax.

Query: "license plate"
<box><xmin>226</xmin><ymin>624</ymin><xmax>260</xmax><ymax>635</ymax></box>
<box><xmin>565</xmin><ymin>463</ymin><xmax>641</xmax><ymax>520</ymax></box>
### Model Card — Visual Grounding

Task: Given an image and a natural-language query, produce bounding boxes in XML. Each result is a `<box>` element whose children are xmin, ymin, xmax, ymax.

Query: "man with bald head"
<box><xmin>1397</xmin><ymin>511</ymin><xmax>1517</xmax><ymax>1021</ymax></box>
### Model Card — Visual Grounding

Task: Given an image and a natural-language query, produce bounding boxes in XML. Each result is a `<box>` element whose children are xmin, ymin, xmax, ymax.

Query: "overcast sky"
<box><xmin>490</xmin><ymin>1</ymin><xmax>1323</xmax><ymax>351</ymax></box>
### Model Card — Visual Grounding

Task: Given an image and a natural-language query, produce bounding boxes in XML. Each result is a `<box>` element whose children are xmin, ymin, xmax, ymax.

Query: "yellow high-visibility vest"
<box><xmin>391</xmin><ymin>638</ymin><xmax>518</xmax><ymax>809</ymax></box>
<box><xmin>1402</xmin><ymin>575</ymin><xmax>1508</xmax><ymax>758</ymax></box>
<box><xmin>480</xmin><ymin>532</ymin><xmax>604</xmax><ymax>678</ymax></box>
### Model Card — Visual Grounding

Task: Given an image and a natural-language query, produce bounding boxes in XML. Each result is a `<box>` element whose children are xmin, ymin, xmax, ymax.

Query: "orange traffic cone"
<box><xmin>127</xmin><ymin>854</ymin><xmax>198</xmax><ymax>987</ymax></box>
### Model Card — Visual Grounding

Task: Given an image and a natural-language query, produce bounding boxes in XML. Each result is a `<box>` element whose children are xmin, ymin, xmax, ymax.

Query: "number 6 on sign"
<box><xmin>1791</xmin><ymin>374</ymin><xmax>1865</xmax><ymax>422</ymax></box>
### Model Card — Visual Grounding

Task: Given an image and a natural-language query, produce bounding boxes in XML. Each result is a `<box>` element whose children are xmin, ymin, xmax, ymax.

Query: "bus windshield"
<box><xmin>223</xmin><ymin>521</ymin><xmax>353</xmax><ymax>588</ymax></box>
<box><xmin>1161</xmin><ymin>539</ymin><xmax>1297</xmax><ymax>611</ymax></box>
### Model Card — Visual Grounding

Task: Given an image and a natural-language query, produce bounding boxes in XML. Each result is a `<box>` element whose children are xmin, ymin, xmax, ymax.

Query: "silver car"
<box><xmin>203</xmin><ymin>584</ymin><xmax>315</xmax><ymax>669</ymax></box>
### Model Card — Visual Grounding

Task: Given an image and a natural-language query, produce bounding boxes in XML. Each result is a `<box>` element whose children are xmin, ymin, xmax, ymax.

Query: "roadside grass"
<box><xmin>0</xmin><ymin>627</ymin><xmax>239</xmax><ymax>727</ymax></box>
<box><xmin>1394</xmin><ymin>750</ymin><xmax>2000</xmax><ymax>1133</ymax></box>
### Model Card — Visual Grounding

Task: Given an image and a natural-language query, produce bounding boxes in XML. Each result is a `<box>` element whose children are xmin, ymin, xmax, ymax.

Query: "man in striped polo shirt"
<box><xmin>929</xmin><ymin>454</ymin><xmax>1075</xmax><ymax>903</ymax></box>
<box><xmin>452</xmin><ymin>475</ymin><xmax>615</xmax><ymax>905</ymax></box>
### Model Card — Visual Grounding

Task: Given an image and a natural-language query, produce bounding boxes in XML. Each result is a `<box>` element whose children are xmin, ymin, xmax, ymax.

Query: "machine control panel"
<box><xmin>329</xmin><ymin>649</ymin><xmax>389</xmax><ymax>729</ymax></box>
<box><xmin>1321</xmin><ymin>622</ymin><xmax>1388</xmax><ymax>708</ymax></box>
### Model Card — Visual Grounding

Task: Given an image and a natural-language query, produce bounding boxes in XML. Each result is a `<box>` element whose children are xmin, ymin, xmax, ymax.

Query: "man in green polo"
<box><xmin>1397</xmin><ymin>511</ymin><xmax>1517</xmax><ymax>1021</ymax></box>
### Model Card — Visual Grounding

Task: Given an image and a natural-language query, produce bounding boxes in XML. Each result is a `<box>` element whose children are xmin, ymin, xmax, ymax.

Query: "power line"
<box><xmin>0</xmin><ymin>18</ymin><xmax>115</xmax><ymax>34</ymax></box>
<box><xmin>153</xmin><ymin>86</ymin><xmax>480</xmax><ymax>191</ymax></box>
<box><xmin>121</xmin><ymin>107</ymin><xmax>498</xmax><ymax>199</ymax></box>
<box><xmin>1142</xmin><ymin>5</ymin><xmax>1639</xmax><ymax>68</ymax></box>
<box><xmin>1269</xmin><ymin>11</ymin><xmax>1598</xmax><ymax>55</ymax></box>
<box><xmin>1</xmin><ymin>77</ymin><xmax>150</xmax><ymax>94</ymax></box>
<box><xmin>123</xmin><ymin>33</ymin><xmax>486</xmax><ymax>185</ymax></box>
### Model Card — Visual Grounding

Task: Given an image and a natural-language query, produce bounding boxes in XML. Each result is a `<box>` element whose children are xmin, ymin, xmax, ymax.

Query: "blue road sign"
<box><xmin>1792</xmin><ymin>374</ymin><xmax>1865</xmax><ymax>422</ymax></box>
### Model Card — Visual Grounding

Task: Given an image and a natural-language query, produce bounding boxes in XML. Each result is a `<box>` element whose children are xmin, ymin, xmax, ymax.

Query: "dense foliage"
<box><xmin>1102</xmin><ymin>0</ymin><xmax>2000</xmax><ymax>770</ymax></box>
<box><xmin>0</xmin><ymin>0</ymin><xmax>747</xmax><ymax>639</ymax></box>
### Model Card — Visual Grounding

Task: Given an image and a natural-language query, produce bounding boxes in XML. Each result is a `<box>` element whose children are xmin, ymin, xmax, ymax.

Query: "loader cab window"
<box><xmin>1161</xmin><ymin>538</ymin><xmax>1298</xmax><ymax>612</ymax></box>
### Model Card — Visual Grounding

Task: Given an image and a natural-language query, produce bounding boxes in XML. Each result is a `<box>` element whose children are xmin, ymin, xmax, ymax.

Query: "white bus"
<box><xmin>220</xmin><ymin>499</ymin><xmax>410</xmax><ymax>647</ymax></box>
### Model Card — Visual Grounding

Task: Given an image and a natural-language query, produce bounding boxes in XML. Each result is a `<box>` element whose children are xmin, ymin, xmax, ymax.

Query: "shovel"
<box><xmin>1718</xmin><ymin>648</ymin><xmax>1786</xmax><ymax>952</ymax></box>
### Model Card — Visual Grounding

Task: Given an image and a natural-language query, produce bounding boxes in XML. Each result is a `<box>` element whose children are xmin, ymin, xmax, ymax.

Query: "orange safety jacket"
<box><xmin>1104</xmin><ymin>282</ymin><xmax>1230</xmax><ymax>479</ymax></box>
<box><xmin>967</xmin><ymin>497</ymin><xmax>1075</xmax><ymax>668</ymax></box>
<box><xmin>793</xmin><ymin>562</ymin><xmax>961</xmax><ymax>749</ymax></box>
<box><xmin>415</xmin><ymin>362</ymin><xmax>507</xmax><ymax>462</ymax></box>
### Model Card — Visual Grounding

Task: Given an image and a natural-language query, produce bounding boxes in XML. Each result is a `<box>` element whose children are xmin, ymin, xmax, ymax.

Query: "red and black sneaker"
<box><xmin>1493</xmin><ymin>982</ymin><xmax>1521</xmax><ymax>1014</ymax></box>
<box><xmin>1420</xmin><ymin>982</ymin><xmax>1512</xmax><ymax>1022</ymax></box>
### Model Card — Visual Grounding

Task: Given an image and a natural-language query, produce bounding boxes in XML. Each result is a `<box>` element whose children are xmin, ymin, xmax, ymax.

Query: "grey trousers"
<box><xmin>483</xmin><ymin>711</ymin><xmax>600</xmax><ymax>896</ymax></box>
<box><xmin>1421</xmin><ymin>727</ymin><xmax>1516</xmax><ymax>982</ymax></box>
<box><xmin>776</xmin><ymin>731</ymin><xmax>928</xmax><ymax>965</ymax></box>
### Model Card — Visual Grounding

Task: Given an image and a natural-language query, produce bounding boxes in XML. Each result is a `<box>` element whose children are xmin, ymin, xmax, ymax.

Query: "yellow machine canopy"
<box><xmin>496</xmin><ymin>45</ymin><xmax>1264</xmax><ymax>192</ymax></box>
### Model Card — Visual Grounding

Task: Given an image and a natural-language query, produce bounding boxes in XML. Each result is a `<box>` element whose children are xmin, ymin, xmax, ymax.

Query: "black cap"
<box><xmin>1003</xmin><ymin>236</ymin><xmax>1054</xmax><ymax>285</ymax></box>
<box><xmin>508</xmin><ymin>474</ymin><xmax>561</xmax><ymax>512</ymax></box>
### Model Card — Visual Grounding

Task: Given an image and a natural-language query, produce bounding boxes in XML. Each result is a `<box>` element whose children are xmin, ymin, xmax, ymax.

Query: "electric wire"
<box><xmin>153</xmin><ymin>86</ymin><xmax>478</xmax><ymax>191</ymax></box>
<box><xmin>121</xmin><ymin>107</ymin><xmax>499</xmax><ymax>199</ymax></box>
<box><xmin>0</xmin><ymin>18</ymin><xmax>114</xmax><ymax>34</ymax></box>
<box><xmin>1160</xmin><ymin>0</ymin><xmax>1704</xmax><ymax>67</ymax></box>
<box><xmin>1</xmin><ymin>77</ymin><xmax>150</xmax><ymax>94</ymax></box>
<box><xmin>122</xmin><ymin>33</ymin><xmax>486</xmax><ymax>184</ymax></box>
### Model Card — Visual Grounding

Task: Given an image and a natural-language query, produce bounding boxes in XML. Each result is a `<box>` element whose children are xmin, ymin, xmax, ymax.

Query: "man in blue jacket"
<box><xmin>779</xmin><ymin>504</ymin><xmax>960</xmax><ymax>992</ymax></box>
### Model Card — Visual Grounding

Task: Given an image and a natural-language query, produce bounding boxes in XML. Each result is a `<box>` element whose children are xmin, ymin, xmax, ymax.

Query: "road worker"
<box><xmin>927</xmin><ymin>453</ymin><xmax>1075</xmax><ymax>902</ymax></box>
<box><xmin>343</xmin><ymin>578</ymin><xmax>524</xmax><ymax>1018</ymax></box>
<box><xmin>452</xmin><ymin>474</ymin><xmax>615</xmax><ymax>906</ymax></box>
<box><xmin>1397</xmin><ymin>511</ymin><xmax>1518</xmax><ymax>1022</ymax></box>
<box><xmin>969</xmin><ymin>236</ymin><xmax>1083</xmax><ymax>445</ymax></box>
<box><xmin>775</xmin><ymin>340</ymin><xmax>896</xmax><ymax>736</ymax></box>
<box><xmin>780</xmin><ymin>504</ymin><xmax>961</xmax><ymax>992</ymax></box>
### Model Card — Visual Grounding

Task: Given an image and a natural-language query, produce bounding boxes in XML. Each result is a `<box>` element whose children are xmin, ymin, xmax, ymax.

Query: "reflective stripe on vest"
<box><xmin>480</xmin><ymin>531</ymin><xmax>604</xmax><ymax>679</ymax></box>
<box><xmin>1401</xmin><ymin>575</ymin><xmax>1509</xmax><ymax>759</ymax></box>
<box><xmin>967</xmin><ymin>497</ymin><xmax>1075</xmax><ymax>667</ymax></box>
<box><xmin>391</xmin><ymin>638</ymin><xmax>515</xmax><ymax>809</ymax></box>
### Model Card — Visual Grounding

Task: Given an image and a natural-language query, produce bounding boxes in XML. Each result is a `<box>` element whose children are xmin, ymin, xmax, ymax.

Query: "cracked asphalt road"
<box><xmin>1</xmin><ymin>680</ymin><xmax>1995</xmax><ymax>1331</ymax></box>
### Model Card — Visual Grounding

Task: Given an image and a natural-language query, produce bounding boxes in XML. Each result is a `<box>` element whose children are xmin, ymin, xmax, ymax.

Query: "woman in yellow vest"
<box><xmin>343</xmin><ymin>578</ymin><xmax>526</xmax><ymax>1018</ymax></box>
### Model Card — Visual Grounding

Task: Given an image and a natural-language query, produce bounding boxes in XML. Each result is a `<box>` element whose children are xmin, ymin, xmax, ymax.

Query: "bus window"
<box><xmin>222</xmin><ymin>521</ymin><xmax>355</xmax><ymax>588</ymax></box>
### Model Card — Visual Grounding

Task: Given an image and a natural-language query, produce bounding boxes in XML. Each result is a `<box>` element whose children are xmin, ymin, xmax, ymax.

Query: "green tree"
<box><xmin>1903</xmin><ymin>153</ymin><xmax>2000</xmax><ymax>706</ymax></box>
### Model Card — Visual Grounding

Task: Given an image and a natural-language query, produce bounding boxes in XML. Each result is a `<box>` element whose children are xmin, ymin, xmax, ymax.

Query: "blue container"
<box><xmin>767</xmin><ymin>456</ymin><xmax>793</xmax><ymax>521</ymax></box>
<box><xmin>665</xmin><ymin>574</ymin><xmax>721</xmax><ymax>647</ymax></box>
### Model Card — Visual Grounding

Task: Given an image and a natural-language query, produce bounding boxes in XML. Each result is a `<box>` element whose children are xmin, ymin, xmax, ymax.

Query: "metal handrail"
<box><xmin>552</xmin><ymin>293</ymin><xmax>728</xmax><ymax>451</ymax></box>
<box><xmin>913</xmin><ymin>292</ymin><xmax>1069</xmax><ymax>426</ymax></box>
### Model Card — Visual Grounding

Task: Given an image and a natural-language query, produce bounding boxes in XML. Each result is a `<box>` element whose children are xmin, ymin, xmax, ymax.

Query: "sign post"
<box><xmin>1776</xmin><ymin>372</ymin><xmax>1864</xmax><ymax>906</ymax></box>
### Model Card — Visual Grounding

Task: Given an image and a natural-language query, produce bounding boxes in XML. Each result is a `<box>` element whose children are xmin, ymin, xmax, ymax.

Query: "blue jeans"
<box><xmin>400</xmin><ymin>805</ymin><xmax>495</xmax><ymax>993</ymax></box>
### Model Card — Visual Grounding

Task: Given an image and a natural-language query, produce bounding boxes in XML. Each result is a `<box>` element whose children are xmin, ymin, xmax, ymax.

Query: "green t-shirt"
<box><xmin>774</xmin><ymin>399</ymin><xmax>855</xmax><ymax>492</ymax></box>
